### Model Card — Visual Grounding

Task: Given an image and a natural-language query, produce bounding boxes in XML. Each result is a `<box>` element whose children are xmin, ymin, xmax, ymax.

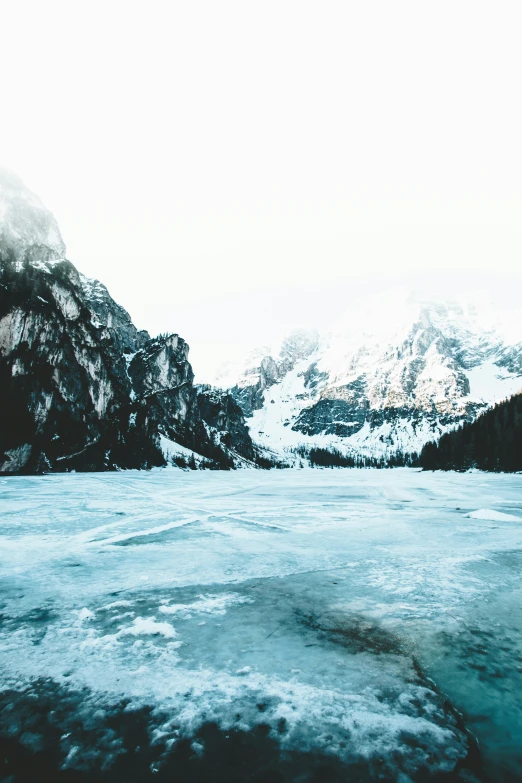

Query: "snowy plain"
<box><xmin>1</xmin><ymin>468</ymin><xmax>522</xmax><ymax>781</ymax></box>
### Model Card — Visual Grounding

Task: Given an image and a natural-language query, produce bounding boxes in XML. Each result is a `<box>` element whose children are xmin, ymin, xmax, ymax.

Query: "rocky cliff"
<box><xmin>197</xmin><ymin>386</ymin><xmax>256</xmax><ymax>463</ymax></box>
<box><xmin>0</xmin><ymin>169</ymin><xmax>255</xmax><ymax>474</ymax></box>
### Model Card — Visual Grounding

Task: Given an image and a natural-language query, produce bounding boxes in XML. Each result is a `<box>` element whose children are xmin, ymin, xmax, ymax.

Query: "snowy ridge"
<box><xmin>213</xmin><ymin>289</ymin><xmax>522</xmax><ymax>461</ymax></box>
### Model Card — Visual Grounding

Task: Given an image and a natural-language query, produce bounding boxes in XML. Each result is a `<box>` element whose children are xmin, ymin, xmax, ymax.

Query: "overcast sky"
<box><xmin>1</xmin><ymin>0</ymin><xmax>521</xmax><ymax>379</ymax></box>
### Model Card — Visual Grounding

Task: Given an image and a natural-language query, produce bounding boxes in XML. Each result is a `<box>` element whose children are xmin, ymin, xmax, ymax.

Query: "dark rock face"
<box><xmin>293</xmin><ymin>377</ymin><xmax>370</xmax><ymax>437</ymax></box>
<box><xmin>197</xmin><ymin>386</ymin><xmax>255</xmax><ymax>461</ymax></box>
<box><xmin>293</xmin><ymin>399</ymin><xmax>367</xmax><ymax>438</ymax></box>
<box><xmin>292</xmin><ymin>373</ymin><xmax>481</xmax><ymax>441</ymax></box>
<box><xmin>228</xmin><ymin>356</ymin><xmax>285</xmax><ymax>417</ymax></box>
<box><xmin>497</xmin><ymin>342</ymin><xmax>522</xmax><ymax>376</ymax></box>
<box><xmin>0</xmin><ymin>171</ymin><xmax>255</xmax><ymax>474</ymax></box>
<box><xmin>0</xmin><ymin>252</ymin><xmax>148</xmax><ymax>473</ymax></box>
<box><xmin>128</xmin><ymin>335</ymin><xmax>206</xmax><ymax>453</ymax></box>
<box><xmin>293</xmin><ymin>397</ymin><xmax>485</xmax><ymax>445</ymax></box>
<box><xmin>80</xmin><ymin>274</ymin><xmax>151</xmax><ymax>357</ymax></box>
<box><xmin>301</xmin><ymin>362</ymin><xmax>329</xmax><ymax>391</ymax></box>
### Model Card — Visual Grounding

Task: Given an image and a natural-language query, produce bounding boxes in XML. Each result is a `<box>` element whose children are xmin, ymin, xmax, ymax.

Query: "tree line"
<box><xmin>291</xmin><ymin>445</ymin><xmax>418</xmax><ymax>468</ymax></box>
<box><xmin>419</xmin><ymin>393</ymin><xmax>522</xmax><ymax>472</ymax></box>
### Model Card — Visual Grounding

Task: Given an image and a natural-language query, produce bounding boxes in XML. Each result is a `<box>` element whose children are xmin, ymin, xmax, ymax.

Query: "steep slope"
<box><xmin>212</xmin><ymin>291</ymin><xmax>522</xmax><ymax>462</ymax></box>
<box><xmin>0</xmin><ymin>169</ymin><xmax>255</xmax><ymax>473</ymax></box>
<box><xmin>419</xmin><ymin>392</ymin><xmax>522</xmax><ymax>472</ymax></box>
<box><xmin>197</xmin><ymin>385</ymin><xmax>256</xmax><ymax>464</ymax></box>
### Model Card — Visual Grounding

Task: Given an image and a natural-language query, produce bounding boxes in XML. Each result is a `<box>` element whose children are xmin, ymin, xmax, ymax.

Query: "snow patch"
<box><xmin>159</xmin><ymin>434</ymin><xmax>207</xmax><ymax>467</ymax></box>
<box><xmin>464</xmin><ymin>509</ymin><xmax>521</xmax><ymax>522</ymax></box>
<box><xmin>118</xmin><ymin>617</ymin><xmax>178</xmax><ymax>639</ymax></box>
<box><xmin>159</xmin><ymin>593</ymin><xmax>253</xmax><ymax>617</ymax></box>
<box><xmin>465</xmin><ymin>360</ymin><xmax>522</xmax><ymax>404</ymax></box>
<box><xmin>78</xmin><ymin>608</ymin><xmax>95</xmax><ymax>621</ymax></box>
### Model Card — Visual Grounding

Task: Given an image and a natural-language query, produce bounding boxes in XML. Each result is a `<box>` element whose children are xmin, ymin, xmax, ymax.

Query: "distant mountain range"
<box><xmin>2</xmin><ymin>169</ymin><xmax>521</xmax><ymax>474</ymax></box>
<box><xmin>211</xmin><ymin>290</ymin><xmax>522</xmax><ymax>462</ymax></box>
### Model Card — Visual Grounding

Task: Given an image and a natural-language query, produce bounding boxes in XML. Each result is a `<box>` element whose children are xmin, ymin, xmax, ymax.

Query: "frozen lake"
<box><xmin>1</xmin><ymin>468</ymin><xmax>522</xmax><ymax>781</ymax></box>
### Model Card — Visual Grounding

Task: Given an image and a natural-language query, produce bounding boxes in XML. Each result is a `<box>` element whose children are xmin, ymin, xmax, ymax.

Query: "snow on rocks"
<box><xmin>118</xmin><ymin>617</ymin><xmax>178</xmax><ymax>639</ymax></box>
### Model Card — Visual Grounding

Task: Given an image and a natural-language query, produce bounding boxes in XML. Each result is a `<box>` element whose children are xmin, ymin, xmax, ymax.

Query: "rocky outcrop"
<box><xmin>220</xmin><ymin>330</ymin><xmax>320</xmax><ymax>417</ymax></box>
<box><xmin>197</xmin><ymin>385</ymin><xmax>255</xmax><ymax>462</ymax></box>
<box><xmin>229</xmin><ymin>356</ymin><xmax>284</xmax><ymax>417</ymax></box>
<box><xmin>0</xmin><ymin>170</ymin><xmax>256</xmax><ymax>474</ymax></box>
<box><xmin>129</xmin><ymin>335</ymin><xmax>204</xmax><ymax>450</ymax></box>
<box><xmin>80</xmin><ymin>274</ymin><xmax>151</xmax><ymax>357</ymax></box>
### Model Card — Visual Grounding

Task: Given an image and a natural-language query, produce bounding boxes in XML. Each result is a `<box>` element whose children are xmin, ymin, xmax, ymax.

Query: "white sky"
<box><xmin>1</xmin><ymin>0</ymin><xmax>521</xmax><ymax>380</ymax></box>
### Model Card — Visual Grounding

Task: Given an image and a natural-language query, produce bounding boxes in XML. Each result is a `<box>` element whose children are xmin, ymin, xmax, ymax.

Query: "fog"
<box><xmin>2</xmin><ymin>0</ymin><xmax>521</xmax><ymax>377</ymax></box>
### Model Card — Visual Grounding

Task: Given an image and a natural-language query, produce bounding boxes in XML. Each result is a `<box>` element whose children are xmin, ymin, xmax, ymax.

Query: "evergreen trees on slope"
<box><xmin>419</xmin><ymin>393</ymin><xmax>522</xmax><ymax>472</ymax></box>
<box><xmin>291</xmin><ymin>445</ymin><xmax>418</xmax><ymax>468</ymax></box>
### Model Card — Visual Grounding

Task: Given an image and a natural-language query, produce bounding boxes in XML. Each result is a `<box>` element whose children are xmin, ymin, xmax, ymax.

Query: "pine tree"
<box><xmin>419</xmin><ymin>393</ymin><xmax>522</xmax><ymax>472</ymax></box>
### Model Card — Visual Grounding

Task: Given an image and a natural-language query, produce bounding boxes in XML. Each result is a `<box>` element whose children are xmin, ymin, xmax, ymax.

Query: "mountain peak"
<box><xmin>0</xmin><ymin>168</ymin><xmax>66</xmax><ymax>268</ymax></box>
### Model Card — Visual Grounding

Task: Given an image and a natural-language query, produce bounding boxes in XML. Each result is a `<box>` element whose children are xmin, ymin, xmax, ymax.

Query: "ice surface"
<box><xmin>1</xmin><ymin>469</ymin><xmax>522</xmax><ymax>780</ymax></box>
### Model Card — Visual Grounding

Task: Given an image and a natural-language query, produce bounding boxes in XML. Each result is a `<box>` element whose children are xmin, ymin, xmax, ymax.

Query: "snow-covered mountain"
<box><xmin>212</xmin><ymin>289</ymin><xmax>522</xmax><ymax>461</ymax></box>
<box><xmin>0</xmin><ymin>170</ymin><xmax>258</xmax><ymax>473</ymax></box>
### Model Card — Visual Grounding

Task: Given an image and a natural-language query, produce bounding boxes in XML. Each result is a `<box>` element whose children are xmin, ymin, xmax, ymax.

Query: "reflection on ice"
<box><xmin>1</xmin><ymin>468</ymin><xmax>522</xmax><ymax>781</ymax></box>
